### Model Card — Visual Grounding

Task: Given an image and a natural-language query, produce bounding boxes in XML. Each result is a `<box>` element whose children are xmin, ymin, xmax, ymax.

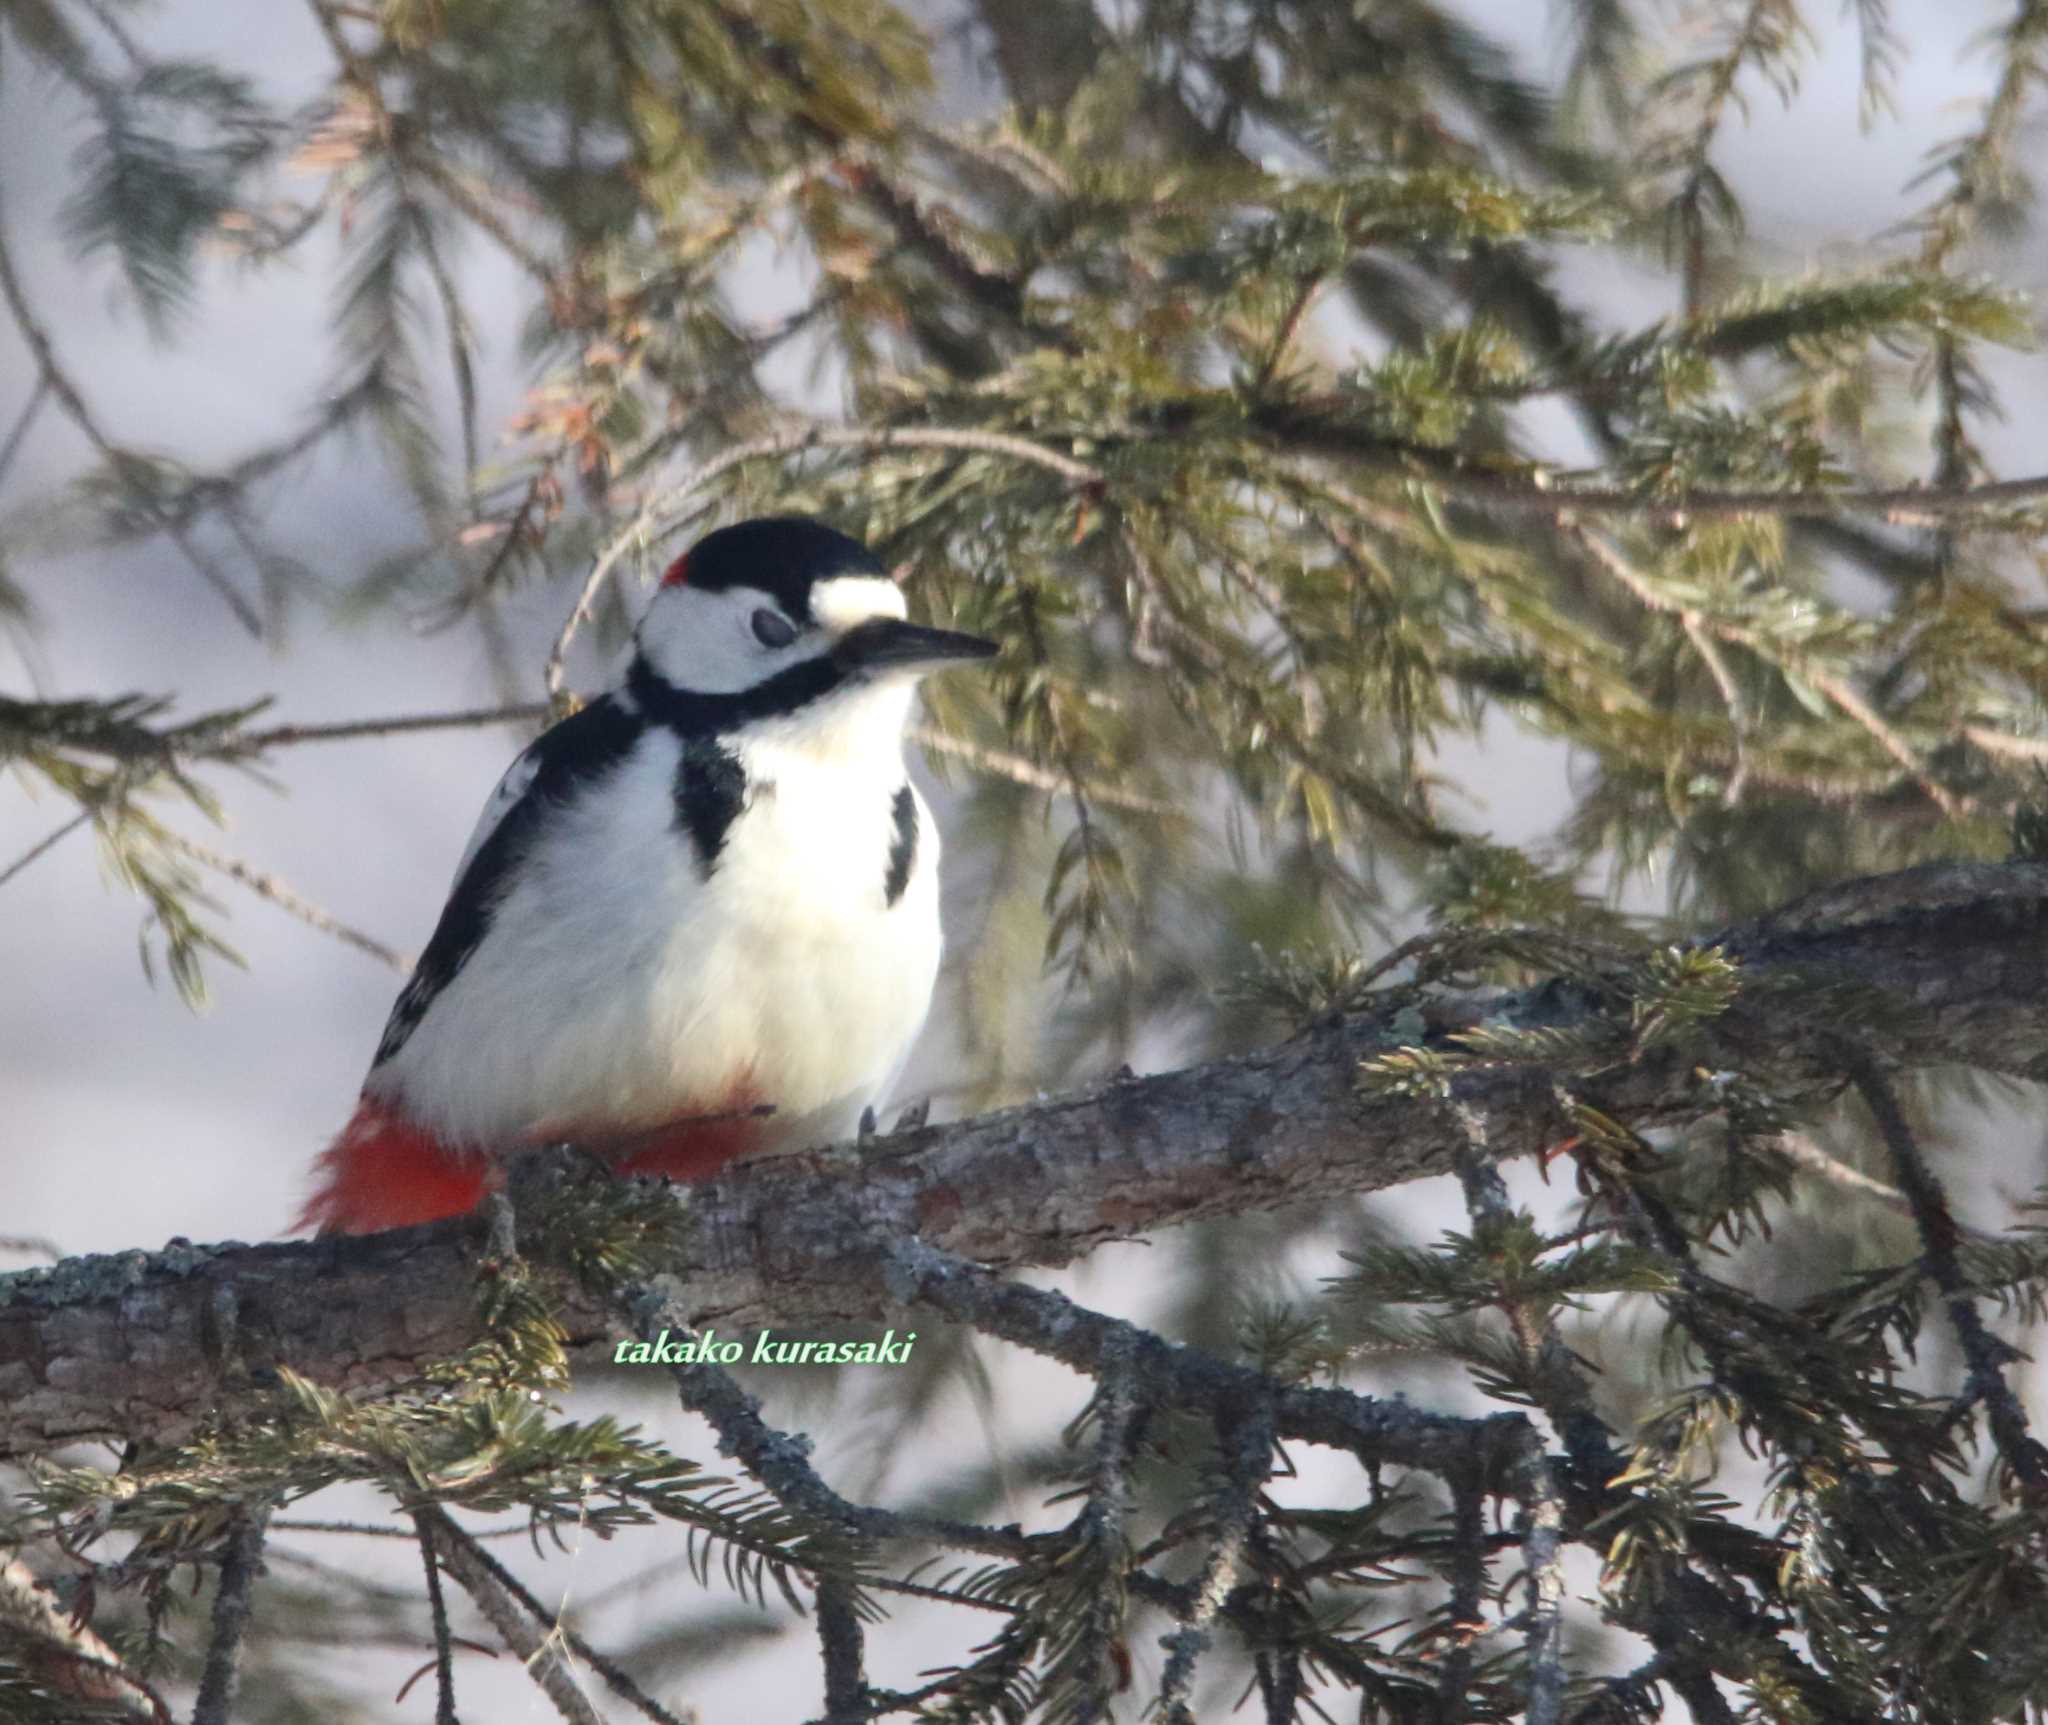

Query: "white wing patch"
<box><xmin>450</xmin><ymin>746</ymin><xmax>544</xmax><ymax>887</ymax></box>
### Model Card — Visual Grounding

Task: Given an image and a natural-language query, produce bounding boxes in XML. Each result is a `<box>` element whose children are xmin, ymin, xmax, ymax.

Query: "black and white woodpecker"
<box><xmin>300</xmin><ymin>516</ymin><xmax>997</xmax><ymax>1234</ymax></box>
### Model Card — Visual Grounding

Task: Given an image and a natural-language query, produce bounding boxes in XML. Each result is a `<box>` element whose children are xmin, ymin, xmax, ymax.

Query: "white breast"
<box><xmin>372</xmin><ymin>727</ymin><xmax>943</xmax><ymax>1155</ymax></box>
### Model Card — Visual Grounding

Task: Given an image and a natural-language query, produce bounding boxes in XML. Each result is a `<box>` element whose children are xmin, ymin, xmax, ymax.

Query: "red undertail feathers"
<box><xmin>297</xmin><ymin>1086</ymin><xmax>768</xmax><ymax>1236</ymax></box>
<box><xmin>296</xmin><ymin>1097</ymin><xmax>491</xmax><ymax>1237</ymax></box>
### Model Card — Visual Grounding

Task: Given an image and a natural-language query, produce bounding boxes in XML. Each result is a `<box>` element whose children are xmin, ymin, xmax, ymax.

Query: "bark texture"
<box><xmin>5</xmin><ymin>859</ymin><xmax>2045</xmax><ymax>1457</ymax></box>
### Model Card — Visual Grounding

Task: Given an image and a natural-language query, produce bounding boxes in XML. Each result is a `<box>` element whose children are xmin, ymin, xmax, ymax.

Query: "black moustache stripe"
<box><xmin>627</xmin><ymin>653</ymin><xmax>849</xmax><ymax>735</ymax></box>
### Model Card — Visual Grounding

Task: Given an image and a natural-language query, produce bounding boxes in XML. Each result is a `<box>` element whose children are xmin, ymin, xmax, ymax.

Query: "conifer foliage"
<box><xmin>9</xmin><ymin>1</ymin><xmax>2048</xmax><ymax>1720</ymax></box>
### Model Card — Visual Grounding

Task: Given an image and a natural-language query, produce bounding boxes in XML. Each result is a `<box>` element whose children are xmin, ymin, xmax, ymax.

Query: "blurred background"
<box><xmin>7</xmin><ymin>0</ymin><xmax>2048</xmax><ymax>1717</ymax></box>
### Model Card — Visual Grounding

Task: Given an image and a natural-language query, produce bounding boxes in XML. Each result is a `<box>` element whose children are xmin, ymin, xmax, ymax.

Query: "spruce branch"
<box><xmin>0</xmin><ymin>1556</ymin><xmax>167</xmax><ymax>1725</ymax></box>
<box><xmin>12</xmin><ymin>861</ymin><xmax>2048</xmax><ymax>1454</ymax></box>
<box><xmin>1646</xmin><ymin>0</ymin><xmax>1813</xmax><ymax>312</ymax></box>
<box><xmin>879</xmin><ymin>1239</ymin><xmax>1526</xmax><ymax>1482</ymax></box>
<box><xmin>814</xmin><ymin>1570</ymin><xmax>869</xmax><ymax>1725</ymax></box>
<box><xmin>0</xmin><ymin>811</ymin><xmax>93</xmax><ymax>891</ymax></box>
<box><xmin>1435</xmin><ymin>1473</ymin><xmax>1490</xmax><ymax>1715</ymax></box>
<box><xmin>235</xmin><ymin>704</ymin><xmax>553</xmax><ymax>749</ymax></box>
<box><xmin>914</xmin><ymin>728</ymin><xmax>1181</xmax><ymax>817</ymax></box>
<box><xmin>613</xmin><ymin>1285</ymin><xmax>1038</xmax><ymax>1563</ymax></box>
<box><xmin>415</xmin><ymin>1504</ymin><xmax>603</xmax><ymax>1725</ymax></box>
<box><xmin>1768</xmin><ymin>1127</ymin><xmax>2001</xmax><ymax>1240</ymax></box>
<box><xmin>1447</xmin><ymin>1107</ymin><xmax>1572</xmax><ymax>1717</ymax></box>
<box><xmin>1563</xmin><ymin>522</ymin><xmax>1965</xmax><ymax>816</ymax></box>
<box><xmin>1048</xmin><ymin>1330</ymin><xmax>1138</xmax><ymax>1724</ymax></box>
<box><xmin>444</xmin><ymin>1522</ymin><xmax>693</xmax><ymax>1725</ymax></box>
<box><xmin>189</xmin><ymin>1503</ymin><xmax>271</xmax><ymax>1725</ymax></box>
<box><xmin>0</xmin><ymin>187</ymin><xmax>263</xmax><ymax>638</ymax></box>
<box><xmin>157</xmin><ymin>827</ymin><xmax>414</xmax><ymax>973</ymax></box>
<box><xmin>0</xmin><ymin>374</ymin><xmax>50</xmax><ymax>497</ymax></box>
<box><xmin>1153</xmin><ymin>1398</ymin><xmax>1273</xmax><ymax>1725</ymax></box>
<box><xmin>1260</xmin><ymin>398</ymin><xmax>2048</xmax><ymax>521</ymax></box>
<box><xmin>1839</xmin><ymin>1047</ymin><xmax>2048</xmax><ymax>1489</ymax></box>
<box><xmin>127</xmin><ymin>691</ymin><xmax>1168</xmax><ymax>815</ymax></box>
<box><xmin>411</xmin><ymin>1514</ymin><xmax>459</xmax><ymax>1725</ymax></box>
<box><xmin>1516</xmin><ymin>1448</ymin><xmax>1568</xmax><ymax>1725</ymax></box>
<box><xmin>545</xmin><ymin>423</ymin><xmax>1105</xmax><ymax>695</ymax></box>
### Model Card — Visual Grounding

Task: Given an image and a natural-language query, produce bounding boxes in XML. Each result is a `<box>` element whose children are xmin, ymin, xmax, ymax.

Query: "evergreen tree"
<box><xmin>7</xmin><ymin>1</ymin><xmax>2048</xmax><ymax>1719</ymax></box>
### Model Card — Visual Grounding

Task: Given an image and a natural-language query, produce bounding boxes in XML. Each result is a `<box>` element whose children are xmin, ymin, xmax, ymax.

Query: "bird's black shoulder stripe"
<box><xmin>674</xmin><ymin>737</ymin><xmax>748</xmax><ymax>876</ymax></box>
<box><xmin>884</xmin><ymin>784</ymin><xmax>917</xmax><ymax>907</ymax></box>
<box><xmin>373</xmin><ymin>696</ymin><xmax>644</xmax><ymax>1067</ymax></box>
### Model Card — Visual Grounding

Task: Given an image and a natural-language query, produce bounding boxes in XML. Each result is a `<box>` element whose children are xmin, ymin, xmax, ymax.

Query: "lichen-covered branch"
<box><xmin>5</xmin><ymin>861</ymin><xmax>2048</xmax><ymax>1457</ymax></box>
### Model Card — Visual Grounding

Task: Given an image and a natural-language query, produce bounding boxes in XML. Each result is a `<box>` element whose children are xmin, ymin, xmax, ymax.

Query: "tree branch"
<box><xmin>545</xmin><ymin>423</ymin><xmax>1104</xmax><ymax>694</ymax></box>
<box><xmin>158</xmin><ymin>828</ymin><xmax>414</xmax><ymax>973</ymax></box>
<box><xmin>415</xmin><ymin>1504</ymin><xmax>603</xmax><ymax>1725</ymax></box>
<box><xmin>814</xmin><ymin>1570</ymin><xmax>868</xmax><ymax>1725</ymax></box>
<box><xmin>411</xmin><ymin>1513</ymin><xmax>460</xmax><ymax>1725</ymax></box>
<box><xmin>1840</xmin><ymin>1047</ymin><xmax>2048</xmax><ymax>1487</ymax></box>
<box><xmin>0</xmin><ymin>1556</ymin><xmax>168</xmax><ymax>1724</ymax></box>
<box><xmin>7</xmin><ymin>861</ymin><xmax>2048</xmax><ymax>1456</ymax></box>
<box><xmin>190</xmin><ymin>1504</ymin><xmax>271</xmax><ymax>1725</ymax></box>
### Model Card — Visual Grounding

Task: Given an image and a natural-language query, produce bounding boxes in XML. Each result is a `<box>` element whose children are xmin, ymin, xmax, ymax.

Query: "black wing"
<box><xmin>372</xmin><ymin>696</ymin><xmax>645</xmax><ymax>1067</ymax></box>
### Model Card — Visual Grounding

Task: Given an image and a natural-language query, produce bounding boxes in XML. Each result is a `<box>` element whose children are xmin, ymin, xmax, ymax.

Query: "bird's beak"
<box><xmin>835</xmin><ymin>619</ymin><xmax>1000</xmax><ymax>674</ymax></box>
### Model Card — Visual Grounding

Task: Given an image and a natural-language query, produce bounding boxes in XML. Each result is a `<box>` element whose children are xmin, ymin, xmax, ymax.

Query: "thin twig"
<box><xmin>0</xmin><ymin>183</ymin><xmax>264</xmax><ymax>637</ymax></box>
<box><xmin>415</xmin><ymin>1504</ymin><xmax>604</xmax><ymax>1725</ymax></box>
<box><xmin>158</xmin><ymin>828</ymin><xmax>414</xmax><ymax>973</ymax></box>
<box><xmin>1072</xmin><ymin>1329</ymin><xmax>1138</xmax><ymax>1724</ymax></box>
<box><xmin>1841</xmin><ymin>1049</ymin><xmax>2048</xmax><ymax>1488</ymax></box>
<box><xmin>1768</xmin><ymin>1129</ymin><xmax>2000</xmax><ymax>1241</ymax></box>
<box><xmin>1516</xmin><ymin>1445</ymin><xmax>1568</xmax><ymax>1725</ymax></box>
<box><xmin>1567</xmin><ymin>522</ymin><xmax>1962</xmax><ymax>816</ymax></box>
<box><xmin>0</xmin><ymin>372</ymin><xmax>49</xmax><ymax>496</ymax></box>
<box><xmin>1156</xmin><ymin>1397</ymin><xmax>1273</xmax><ymax>1725</ymax></box>
<box><xmin>239</xmin><ymin>703</ymin><xmax>550</xmax><ymax>750</ymax></box>
<box><xmin>77</xmin><ymin>0</ymin><xmax>148</xmax><ymax>66</ymax></box>
<box><xmin>1252</xmin><ymin>271</ymin><xmax>1326</xmax><ymax>394</ymax></box>
<box><xmin>0</xmin><ymin>1556</ymin><xmax>167</xmax><ymax>1725</ymax></box>
<box><xmin>613</xmin><ymin>1284</ymin><xmax>1042</xmax><ymax>1560</ymax></box>
<box><xmin>1268</xmin><ymin>415</ymin><xmax>2048</xmax><ymax>524</ymax></box>
<box><xmin>548</xmin><ymin>423</ymin><xmax>1104</xmax><ymax>693</ymax></box>
<box><xmin>815</xmin><ymin>1570</ymin><xmax>869</xmax><ymax>1725</ymax></box>
<box><xmin>413</xmin><ymin>1514</ymin><xmax>460</xmax><ymax>1725</ymax></box>
<box><xmin>911</xmin><ymin>726</ymin><xmax>1179</xmax><ymax>815</ymax></box>
<box><xmin>0</xmin><ymin>808</ymin><xmax>92</xmax><ymax>889</ymax></box>
<box><xmin>312</xmin><ymin>0</ymin><xmax>558</xmax><ymax>291</ymax></box>
<box><xmin>443</xmin><ymin>1514</ymin><xmax>693</xmax><ymax>1725</ymax></box>
<box><xmin>408</xmin><ymin>152</ymin><xmax>560</xmax><ymax>291</ymax></box>
<box><xmin>546</xmin><ymin>506</ymin><xmax>660</xmax><ymax>697</ymax></box>
<box><xmin>1450</xmin><ymin>1104</ymin><xmax>1570</xmax><ymax>1720</ymax></box>
<box><xmin>191</xmin><ymin>1503</ymin><xmax>272</xmax><ymax>1725</ymax></box>
<box><xmin>878</xmin><ymin>1237</ymin><xmax>1519</xmax><ymax>1478</ymax></box>
<box><xmin>1962</xmin><ymin>724</ymin><xmax>2048</xmax><ymax>763</ymax></box>
<box><xmin>238</xmin><ymin>698</ymin><xmax>1175</xmax><ymax>814</ymax></box>
<box><xmin>271</xmin><ymin>1516</ymin><xmax>524</xmax><ymax>1538</ymax></box>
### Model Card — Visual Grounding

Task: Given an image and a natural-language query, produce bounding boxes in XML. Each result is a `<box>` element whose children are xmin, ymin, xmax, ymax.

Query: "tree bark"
<box><xmin>5</xmin><ymin>859</ymin><xmax>2046</xmax><ymax>1457</ymax></box>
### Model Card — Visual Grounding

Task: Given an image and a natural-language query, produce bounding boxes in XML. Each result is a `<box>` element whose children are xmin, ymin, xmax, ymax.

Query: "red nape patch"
<box><xmin>295</xmin><ymin>1096</ymin><xmax>492</xmax><ymax>1237</ymax></box>
<box><xmin>659</xmin><ymin>552</ymin><xmax>693</xmax><ymax>588</ymax></box>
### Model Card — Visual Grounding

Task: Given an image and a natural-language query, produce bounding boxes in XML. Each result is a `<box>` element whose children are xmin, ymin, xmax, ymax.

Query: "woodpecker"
<box><xmin>299</xmin><ymin>516</ymin><xmax>997</xmax><ymax>1235</ymax></box>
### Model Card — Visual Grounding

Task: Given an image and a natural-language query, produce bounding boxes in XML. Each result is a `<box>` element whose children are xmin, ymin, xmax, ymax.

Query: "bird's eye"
<box><xmin>751</xmin><ymin>608</ymin><xmax>797</xmax><ymax>649</ymax></box>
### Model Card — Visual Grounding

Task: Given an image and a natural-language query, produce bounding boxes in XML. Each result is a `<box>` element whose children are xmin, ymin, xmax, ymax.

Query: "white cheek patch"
<box><xmin>635</xmin><ymin>585</ymin><xmax>771</xmax><ymax>693</ymax></box>
<box><xmin>809</xmin><ymin>575</ymin><xmax>906</xmax><ymax>633</ymax></box>
<box><xmin>635</xmin><ymin>575</ymin><xmax>904</xmax><ymax>693</ymax></box>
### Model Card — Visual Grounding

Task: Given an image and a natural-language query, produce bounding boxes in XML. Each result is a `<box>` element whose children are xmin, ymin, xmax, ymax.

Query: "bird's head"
<box><xmin>627</xmin><ymin>517</ymin><xmax>997</xmax><ymax>756</ymax></box>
